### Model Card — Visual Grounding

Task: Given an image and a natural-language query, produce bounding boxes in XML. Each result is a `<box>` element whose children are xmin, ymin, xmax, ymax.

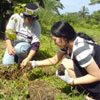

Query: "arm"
<box><xmin>6</xmin><ymin>39</ymin><xmax>12</xmax><ymax>49</ymax></box>
<box><xmin>20</xmin><ymin>49</ymin><xmax>36</xmax><ymax>67</ymax></box>
<box><xmin>20</xmin><ymin>42</ymin><xmax>40</xmax><ymax>67</ymax></box>
<box><xmin>6</xmin><ymin>39</ymin><xmax>16</xmax><ymax>55</ymax></box>
<box><xmin>73</xmin><ymin>59</ymin><xmax>100</xmax><ymax>85</ymax></box>
<box><xmin>27</xmin><ymin>50</ymin><xmax>36</xmax><ymax>61</ymax></box>
<box><xmin>4</xmin><ymin>14</ymin><xmax>17</xmax><ymax>55</ymax></box>
<box><xmin>20</xmin><ymin>50</ymin><xmax>65</xmax><ymax>67</ymax></box>
<box><xmin>56</xmin><ymin>59</ymin><xmax>100</xmax><ymax>85</ymax></box>
<box><xmin>36</xmin><ymin>51</ymin><xmax>65</xmax><ymax>67</ymax></box>
<box><xmin>26</xmin><ymin>42</ymin><xmax>40</xmax><ymax>61</ymax></box>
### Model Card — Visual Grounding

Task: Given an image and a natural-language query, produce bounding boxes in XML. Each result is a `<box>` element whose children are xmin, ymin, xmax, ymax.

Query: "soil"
<box><xmin>43</xmin><ymin>67</ymin><xmax>55</xmax><ymax>76</ymax></box>
<box><xmin>57</xmin><ymin>64</ymin><xmax>65</xmax><ymax>75</ymax></box>
<box><xmin>0</xmin><ymin>62</ymin><xmax>32</xmax><ymax>80</ymax></box>
<box><xmin>28</xmin><ymin>79</ymin><xmax>67</xmax><ymax>100</ymax></box>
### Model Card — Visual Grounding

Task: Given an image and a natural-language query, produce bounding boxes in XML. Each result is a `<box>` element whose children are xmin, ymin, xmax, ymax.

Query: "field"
<box><xmin>0</xmin><ymin>26</ymin><xmax>100</xmax><ymax>100</ymax></box>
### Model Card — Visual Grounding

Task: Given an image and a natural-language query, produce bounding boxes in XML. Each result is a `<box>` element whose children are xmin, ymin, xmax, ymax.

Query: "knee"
<box><xmin>2</xmin><ymin>62</ymin><xmax>13</xmax><ymax>66</ymax></box>
<box><xmin>61</xmin><ymin>55</ymin><xmax>71</xmax><ymax>65</ymax></box>
<box><xmin>2</xmin><ymin>58</ymin><xmax>14</xmax><ymax>66</ymax></box>
<box><xmin>61</xmin><ymin>56</ymin><xmax>74</xmax><ymax>70</ymax></box>
<box><xmin>2</xmin><ymin>50</ymin><xmax>14</xmax><ymax>66</ymax></box>
<box><xmin>14</xmin><ymin>43</ymin><xmax>30</xmax><ymax>55</ymax></box>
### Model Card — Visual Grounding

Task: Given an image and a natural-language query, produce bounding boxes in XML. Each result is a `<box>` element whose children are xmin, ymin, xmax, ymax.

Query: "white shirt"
<box><xmin>6</xmin><ymin>13</ymin><xmax>41</xmax><ymax>44</ymax></box>
<box><xmin>60</xmin><ymin>37</ymin><xmax>95</xmax><ymax>68</ymax></box>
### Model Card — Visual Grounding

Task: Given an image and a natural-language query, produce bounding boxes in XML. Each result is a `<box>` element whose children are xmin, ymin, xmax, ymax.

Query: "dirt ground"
<box><xmin>0</xmin><ymin>62</ymin><xmax>33</xmax><ymax>80</ymax></box>
<box><xmin>29</xmin><ymin>79</ymin><xmax>67</xmax><ymax>100</ymax></box>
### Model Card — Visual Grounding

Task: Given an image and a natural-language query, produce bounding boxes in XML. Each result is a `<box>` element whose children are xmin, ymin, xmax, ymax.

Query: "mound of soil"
<box><xmin>0</xmin><ymin>62</ymin><xmax>32</xmax><ymax>80</ymax></box>
<box><xmin>57</xmin><ymin>64</ymin><xmax>65</xmax><ymax>75</ymax></box>
<box><xmin>29</xmin><ymin>79</ymin><xmax>67</xmax><ymax>100</ymax></box>
<box><xmin>43</xmin><ymin>67</ymin><xmax>55</xmax><ymax>76</ymax></box>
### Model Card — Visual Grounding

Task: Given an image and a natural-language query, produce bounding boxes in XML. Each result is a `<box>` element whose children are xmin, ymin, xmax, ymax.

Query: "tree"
<box><xmin>89</xmin><ymin>0</ymin><xmax>100</xmax><ymax>5</ymax></box>
<box><xmin>0</xmin><ymin>0</ymin><xmax>13</xmax><ymax>39</ymax></box>
<box><xmin>79</xmin><ymin>6</ymin><xmax>89</xmax><ymax>19</ymax></box>
<box><xmin>89</xmin><ymin>0</ymin><xmax>100</xmax><ymax>25</ymax></box>
<box><xmin>39</xmin><ymin>0</ymin><xmax>63</xmax><ymax>14</ymax></box>
<box><xmin>13</xmin><ymin>0</ymin><xmax>63</xmax><ymax>14</ymax></box>
<box><xmin>63</xmin><ymin>13</ymin><xmax>83</xmax><ymax>24</ymax></box>
<box><xmin>90</xmin><ymin>11</ymin><xmax>100</xmax><ymax>24</ymax></box>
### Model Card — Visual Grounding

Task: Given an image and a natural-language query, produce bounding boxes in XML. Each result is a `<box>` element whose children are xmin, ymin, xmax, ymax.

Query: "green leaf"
<box><xmin>5</xmin><ymin>29</ymin><xmax>17</xmax><ymax>40</ymax></box>
<box><xmin>14</xmin><ymin>19</ymin><xmax>18</xmax><ymax>23</ymax></box>
<box><xmin>11</xmin><ymin>17</ymin><xmax>14</xmax><ymax>20</ymax></box>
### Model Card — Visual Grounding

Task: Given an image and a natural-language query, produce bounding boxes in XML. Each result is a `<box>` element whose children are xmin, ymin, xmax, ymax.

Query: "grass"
<box><xmin>74</xmin><ymin>26</ymin><xmax>100</xmax><ymax>43</ymax></box>
<box><xmin>0</xmin><ymin>26</ymin><xmax>100</xmax><ymax>100</ymax></box>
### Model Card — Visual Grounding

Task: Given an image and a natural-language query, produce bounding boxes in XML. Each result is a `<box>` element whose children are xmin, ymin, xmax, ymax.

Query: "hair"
<box><xmin>51</xmin><ymin>21</ymin><xmax>77</xmax><ymax>41</ymax></box>
<box><xmin>77</xmin><ymin>32</ymin><xmax>95</xmax><ymax>42</ymax></box>
<box><xmin>23</xmin><ymin>14</ymin><xmax>39</xmax><ymax>20</ymax></box>
<box><xmin>51</xmin><ymin>21</ymin><xmax>95</xmax><ymax>42</ymax></box>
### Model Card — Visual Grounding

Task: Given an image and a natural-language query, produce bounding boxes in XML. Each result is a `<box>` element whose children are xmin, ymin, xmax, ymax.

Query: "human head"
<box><xmin>23</xmin><ymin>3</ymin><xmax>39</xmax><ymax>25</ymax></box>
<box><xmin>51</xmin><ymin>21</ymin><xmax>77</xmax><ymax>41</ymax></box>
<box><xmin>51</xmin><ymin>21</ymin><xmax>77</xmax><ymax>48</ymax></box>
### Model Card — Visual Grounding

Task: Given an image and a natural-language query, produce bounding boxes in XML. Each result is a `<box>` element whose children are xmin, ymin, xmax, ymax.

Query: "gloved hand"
<box><xmin>20</xmin><ymin>60</ymin><xmax>38</xmax><ymax>71</ymax></box>
<box><xmin>56</xmin><ymin>69</ymin><xmax>74</xmax><ymax>84</ymax></box>
<box><xmin>30</xmin><ymin>60</ymin><xmax>38</xmax><ymax>69</ymax></box>
<box><xmin>23</xmin><ymin>60</ymin><xmax>38</xmax><ymax>72</ymax></box>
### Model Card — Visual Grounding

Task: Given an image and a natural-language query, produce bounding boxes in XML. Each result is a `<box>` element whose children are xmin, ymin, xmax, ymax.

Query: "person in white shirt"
<box><xmin>2</xmin><ymin>3</ymin><xmax>41</xmax><ymax>66</ymax></box>
<box><xmin>24</xmin><ymin>21</ymin><xmax>100</xmax><ymax>100</ymax></box>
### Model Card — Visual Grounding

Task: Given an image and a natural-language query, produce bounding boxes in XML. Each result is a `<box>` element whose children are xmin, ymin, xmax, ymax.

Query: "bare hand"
<box><xmin>8</xmin><ymin>46</ymin><xmax>16</xmax><ymax>55</ymax></box>
<box><xmin>20</xmin><ymin>57</ymin><xmax>29</xmax><ymax>68</ymax></box>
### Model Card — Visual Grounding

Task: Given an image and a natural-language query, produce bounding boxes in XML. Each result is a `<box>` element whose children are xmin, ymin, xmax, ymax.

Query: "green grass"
<box><xmin>74</xmin><ymin>26</ymin><xmax>100</xmax><ymax>44</ymax></box>
<box><xmin>0</xmin><ymin>26</ymin><xmax>100</xmax><ymax>100</ymax></box>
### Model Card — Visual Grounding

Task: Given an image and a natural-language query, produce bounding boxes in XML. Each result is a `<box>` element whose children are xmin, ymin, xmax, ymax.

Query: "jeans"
<box><xmin>2</xmin><ymin>42</ymin><xmax>31</xmax><ymax>66</ymax></box>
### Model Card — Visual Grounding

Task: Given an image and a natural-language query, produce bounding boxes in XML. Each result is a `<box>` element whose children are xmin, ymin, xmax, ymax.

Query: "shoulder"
<box><xmin>34</xmin><ymin>21</ymin><xmax>41</xmax><ymax>28</ymax></box>
<box><xmin>32</xmin><ymin>21</ymin><xmax>41</xmax><ymax>31</ymax></box>
<box><xmin>73</xmin><ymin>37</ymin><xmax>89</xmax><ymax>52</ymax></box>
<box><xmin>73</xmin><ymin>37</ymin><xmax>93</xmax><ymax>68</ymax></box>
<box><xmin>73</xmin><ymin>37</ymin><xmax>90</xmax><ymax>61</ymax></box>
<box><xmin>9</xmin><ymin>13</ymin><xmax>22</xmax><ymax>22</ymax></box>
<box><xmin>74</xmin><ymin>37</ymin><xmax>85</xmax><ymax>47</ymax></box>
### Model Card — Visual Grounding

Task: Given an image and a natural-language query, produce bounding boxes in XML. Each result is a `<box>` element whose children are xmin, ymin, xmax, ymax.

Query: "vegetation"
<box><xmin>0</xmin><ymin>26</ymin><xmax>100</xmax><ymax>99</ymax></box>
<box><xmin>89</xmin><ymin>0</ymin><xmax>100</xmax><ymax>5</ymax></box>
<box><xmin>0</xmin><ymin>0</ymin><xmax>100</xmax><ymax>99</ymax></box>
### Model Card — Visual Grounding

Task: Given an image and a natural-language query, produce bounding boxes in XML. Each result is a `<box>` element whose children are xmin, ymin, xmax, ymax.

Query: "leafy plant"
<box><xmin>5</xmin><ymin>29</ymin><xmax>17</xmax><ymax>40</ymax></box>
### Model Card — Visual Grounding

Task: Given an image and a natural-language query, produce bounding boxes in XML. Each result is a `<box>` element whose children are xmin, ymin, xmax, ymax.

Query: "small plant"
<box><xmin>14</xmin><ymin>3</ymin><xmax>26</xmax><ymax>14</ymax></box>
<box><xmin>5</xmin><ymin>29</ymin><xmax>17</xmax><ymax>40</ymax></box>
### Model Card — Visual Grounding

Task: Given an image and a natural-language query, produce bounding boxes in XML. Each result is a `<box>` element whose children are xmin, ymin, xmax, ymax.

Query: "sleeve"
<box><xmin>31</xmin><ymin>21</ymin><xmax>41</xmax><ymax>44</ymax></box>
<box><xmin>5</xmin><ymin>36</ymin><xmax>8</xmax><ymax>40</ymax></box>
<box><xmin>6</xmin><ymin>14</ymin><xmax>17</xmax><ymax>30</ymax></box>
<box><xmin>73</xmin><ymin>43</ymin><xmax>93</xmax><ymax>68</ymax></box>
<box><xmin>31</xmin><ymin>42</ymin><xmax>40</xmax><ymax>51</ymax></box>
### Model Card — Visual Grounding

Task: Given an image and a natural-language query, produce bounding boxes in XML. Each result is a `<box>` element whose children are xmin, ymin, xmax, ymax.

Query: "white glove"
<box><xmin>30</xmin><ymin>60</ymin><xmax>38</xmax><ymax>69</ymax></box>
<box><xmin>56</xmin><ymin>69</ymin><xmax>74</xmax><ymax>84</ymax></box>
